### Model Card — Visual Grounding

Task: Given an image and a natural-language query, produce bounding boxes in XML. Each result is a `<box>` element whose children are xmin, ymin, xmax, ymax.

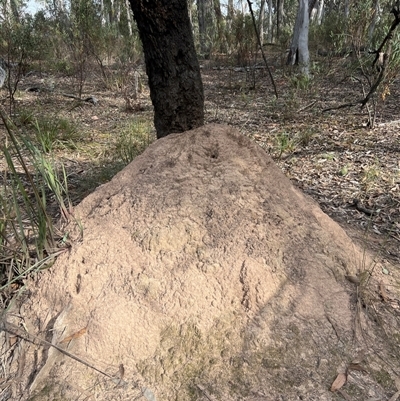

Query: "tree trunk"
<box><xmin>109</xmin><ymin>0</ymin><xmax>114</xmax><ymax>25</ymax></box>
<box><xmin>116</xmin><ymin>0</ymin><xmax>121</xmax><ymax>33</ymax></box>
<box><xmin>309</xmin><ymin>0</ymin><xmax>318</xmax><ymax>18</ymax></box>
<box><xmin>125</xmin><ymin>0</ymin><xmax>133</xmax><ymax>36</ymax></box>
<box><xmin>259</xmin><ymin>0</ymin><xmax>266</xmax><ymax>44</ymax></box>
<box><xmin>213</xmin><ymin>0</ymin><xmax>224</xmax><ymax>51</ymax></box>
<box><xmin>287</xmin><ymin>0</ymin><xmax>310</xmax><ymax>77</ymax></box>
<box><xmin>227</xmin><ymin>0</ymin><xmax>234</xmax><ymax>27</ymax></box>
<box><xmin>267</xmin><ymin>0</ymin><xmax>273</xmax><ymax>42</ymax></box>
<box><xmin>316</xmin><ymin>0</ymin><xmax>324</xmax><ymax>25</ymax></box>
<box><xmin>197</xmin><ymin>0</ymin><xmax>207</xmax><ymax>55</ymax></box>
<box><xmin>129</xmin><ymin>0</ymin><xmax>204</xmax><ymax>138</ymax></box>
<box><xmin>276</xmin><ymin>0</ymin><xmax>284</xmax><ymax>40</ymax></box>
<box><xmin>100</xmin><ymin>0</ymin><xmax>106</xmax><ymax>26</ymax></box>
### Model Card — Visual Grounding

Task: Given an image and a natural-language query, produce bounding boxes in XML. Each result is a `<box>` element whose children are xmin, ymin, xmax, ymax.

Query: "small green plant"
<box><xmin>0</xmin><ymin>107</ymin><xmax>71</xmax><ymax>307</ymax></box>
<box><xmin>339</xmin><ymin>164</ymin><xmax>349</xmax><ymax>176</ymax></box>
<box><xmin>320</xmin><ymin>152</ymin><xmax>335</xmax><ymax>161</ymax></box>
<box><xmin>33</xmin><ymin>116</ymin><xmax>79</xmax><ymax>153</ymax></box>
<box><xmin>17</xmin><ymin>109</ymin><xmax>35</xmax><ymax>126</ymax></box>
<box><xmin>289</xmin><ymin>74</ymin><xmax>311</xmax><ymax>90</ymax></box>
<box><xmin>52</xmin><ymin>59</ymin><xmax>74</xmax><ymax>75</ymax></box>
<box><xmin>275</xmin><ymin>132</ymin><xmax>296</xmax><ymax>159</ymax></box>
<box><xmin>362</xmin><ymin>162</ymin><xmax>380</xmax><ymax>191</ymax></box>
<box><xmin>296</xmin><ymin>129</ymin><xmax>315</xmax><ymax>146</ymax></box>
<box><xmin>113</xmin><ymin>118</ymin><xmax>154</xmax><ymax>164</ymax></box>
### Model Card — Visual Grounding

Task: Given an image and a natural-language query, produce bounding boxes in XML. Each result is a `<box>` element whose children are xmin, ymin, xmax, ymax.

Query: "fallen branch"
<box><xmin>322</xmin><ymin>101</ymin><xmax>362</xmax><ymax>113</ymax></box>
<box><xmin>25</xmin><ymin>87</ymin><xmax>98</xmax><ymax>105</ymax></box>
<box><xmin>0</xmin><ymin>319</ymin><xmax>124</xmax><ymax>385</ymax></box>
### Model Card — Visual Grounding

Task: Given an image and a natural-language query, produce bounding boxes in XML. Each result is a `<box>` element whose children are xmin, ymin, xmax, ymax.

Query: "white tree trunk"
<box><xmin>267</xmin><ymin>0</ymin><xmax>273</xmax><ymax>43</ymax></box>
<box><xmin>259</xmin><ymin>0</ymin><xmax>266</xmax><ymax>45</ymax></box>
<box><xmin>240</xmin><ymin>0</ymin><xmax>247</xmax><ymax>15</ymax></box>
<box><xmin>116</xmin><ymin>0</ymin><xmax>121</xmax><ymax>28</ymax></box>
<box><xmin>287</xmin><ymin>0</ymin><xmax>310</xmax><ymax>77</ymax></box>
<box><xmin>100</xmin><ymin>0</ymin><xmax>106</xmax><ymax>26</ymax></box>
<box><xmin>316</xmin><ymin>0</ymin><xmax>324</xmax><ymax>25</ymax></box>
<box><xmin>276</xmin><ymin>0</ymin><xmax>284</xmax><ymax>40</ymax></box>
<box><xmin>125</xmin><ymin>0</ymin><xmax>133</xmax><ymax>35</ymax></box>
<box><xmin>298</xmin><ymin>0</ymin><xmax>309</xmax><ymax>76</ymax></box>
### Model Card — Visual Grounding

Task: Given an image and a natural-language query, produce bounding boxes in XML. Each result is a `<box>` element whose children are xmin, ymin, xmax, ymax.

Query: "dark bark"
<box><xmin>129</xmin><ymin>0</ymin><xmax>204</xmax><ymax>138</ymax></box>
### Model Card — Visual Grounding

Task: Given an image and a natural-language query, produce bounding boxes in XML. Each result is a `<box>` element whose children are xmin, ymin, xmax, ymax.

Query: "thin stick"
<box><xmin>246</xmin><ymin>0</ymin><xmax>278</xmax><ymax>98</ymax></box>
<box><xmin>1</xmin><ymin>320</ymin><xmax>124</xmax><ymax>384</ymax></box>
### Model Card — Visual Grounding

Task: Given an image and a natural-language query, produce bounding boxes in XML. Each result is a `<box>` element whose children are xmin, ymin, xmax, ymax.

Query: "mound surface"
<box><xmin>6</xmin><ymin>124</ymin><xmax>383</xmax><ymax>400</ymax></box>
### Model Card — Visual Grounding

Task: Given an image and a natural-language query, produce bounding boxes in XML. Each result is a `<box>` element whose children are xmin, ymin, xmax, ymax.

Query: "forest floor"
<box><xmin>202</xmin><ymin>55</ymin><xmax>400</xmax><ymax>267</ymax></box>
<box><xmin>1</xmin><ymin>52</ymin><xmax>399</xmax><ymax>267</ymax></box>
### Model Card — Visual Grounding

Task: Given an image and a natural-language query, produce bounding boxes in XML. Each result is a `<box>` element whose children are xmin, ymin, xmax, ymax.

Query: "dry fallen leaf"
<box><xmin>8</xmin><ymin>335</ymin><xmax>17</xmax><ymax>347</ymax></box>
<box><xmin>60</xmin><ymin>327</ymin><xmax>87</xmax><ymax>344</ymax></box>
<box><xmin>330</xmin><ymin>372</ymin><xmax>347</xmax><ymax>392</ymax></box>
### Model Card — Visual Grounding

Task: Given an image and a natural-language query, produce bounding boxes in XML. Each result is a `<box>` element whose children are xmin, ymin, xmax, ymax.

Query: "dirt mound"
<box><xmin>4</xmin><ymin>124</ymin><xmax>396</xmax><ymax>400</ymax></box>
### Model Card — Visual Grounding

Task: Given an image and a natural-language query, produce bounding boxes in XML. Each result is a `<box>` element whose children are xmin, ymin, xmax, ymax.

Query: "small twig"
<box><xmin>296</xmin><ymin>100</ymin><xmax>318</xmax><ymax>112</ymax></box>
<box><xmin>322</xmin><ymin>101</ymin><xmax>362</xmax><ymax>112</ymax></box>
<box><xmin>246</xmin><ymin>0</ymin><xmax>278</xmax><ymax>98</ymax></box>
<box><xmin>360</xmin><ymin>46</ymin><xmax>390</xmax><ymax>108</ymax></box>
<box><xmin>348</xmin><ymin>198</ymin><xmax>375</xmax><ymax>216</ymax></box>
<box><xmin>196</xmin><ymin>384</ymin><xmax>216</xmax><ymax>401</ymax></box>
<box><xmin>0</xmin><ymin>320</ymin><xmax>124</xmax><ymax>384</ymax></box>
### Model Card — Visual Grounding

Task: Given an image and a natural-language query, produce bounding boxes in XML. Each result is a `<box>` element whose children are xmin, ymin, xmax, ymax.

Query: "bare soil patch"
<box><xmin>3</xmin><ymin>124</ymin><xmax>400</xmax><ymax>401</ymax></box>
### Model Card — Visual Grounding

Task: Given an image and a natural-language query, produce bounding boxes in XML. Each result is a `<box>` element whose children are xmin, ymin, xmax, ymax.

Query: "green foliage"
<box><xmin>113</xmin><ymin>118</ymin><xmax>154</xmax><ymax>165</ymax></box>
<box><xmin>232</xmin><ymin>12</ymin><xmax>257</xmax><ymax>65</ymax></box>
<box><xmin>0</xmin><ymin>109</ymin><xmax>71</xmax><ymax>300</ymax></box>
<box><xmin>52</xmin><ymin>59</ymin><xmax>75</xmax><ymax>75</ymax></box>
<box><xmin>339</xmin><ymin>164</ymin><xmax>349</xmax><ymax>177</ymax></box>
<box><xmin>31</xmin><ymin>116</ymin><xmax>79</xmax><ymax>153</ymax></box>
<box><xmin>362</xmin><ymin>161</ymin><xmax>381</xmax><ymax>191</ymax></box>
<box><xmin>289</xmin><ymin>74</ymin><xmax>311</xmax><ymax>90</ymax></box>
<box><xmin>384</xmin><ymin>30</ymin><xmax>400</xmax><ymax>84</ymax></box>
<box><xmin>0</xmin><ymin>13</ymin><xmax>35</xmax><ymax>109</ymax></box>
<box><xmin>296</xmin><ymin>128</ymin><xmax>315</xmax><ymax>146</ymax></box>
<box><xmin>275</xmin><ymin>132</ymin><xmax>296</xmax><ymax>159</ymax></box>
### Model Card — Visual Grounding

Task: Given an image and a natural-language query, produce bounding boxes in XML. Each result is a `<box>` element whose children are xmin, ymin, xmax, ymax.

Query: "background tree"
<box><xmin>129</xmin><ymin>0</ymin><xmax>204</xmax><ymax>138</ymax></box>
<box><xmin>287</xmin><ymin>0</ymin><xmax>310</xmax><ymax>77</ymax></box>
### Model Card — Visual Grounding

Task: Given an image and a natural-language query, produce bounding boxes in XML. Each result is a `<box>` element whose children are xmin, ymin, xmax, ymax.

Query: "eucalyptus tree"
<box><xmin>129</xmin><ymin>0</ymin><xmax>204</xmax><ymax>138</ymax></box>
<box><xmin>287</xmin><ymin>0</ymin><xmax>310</xmax><ymax>77</ymax></box>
